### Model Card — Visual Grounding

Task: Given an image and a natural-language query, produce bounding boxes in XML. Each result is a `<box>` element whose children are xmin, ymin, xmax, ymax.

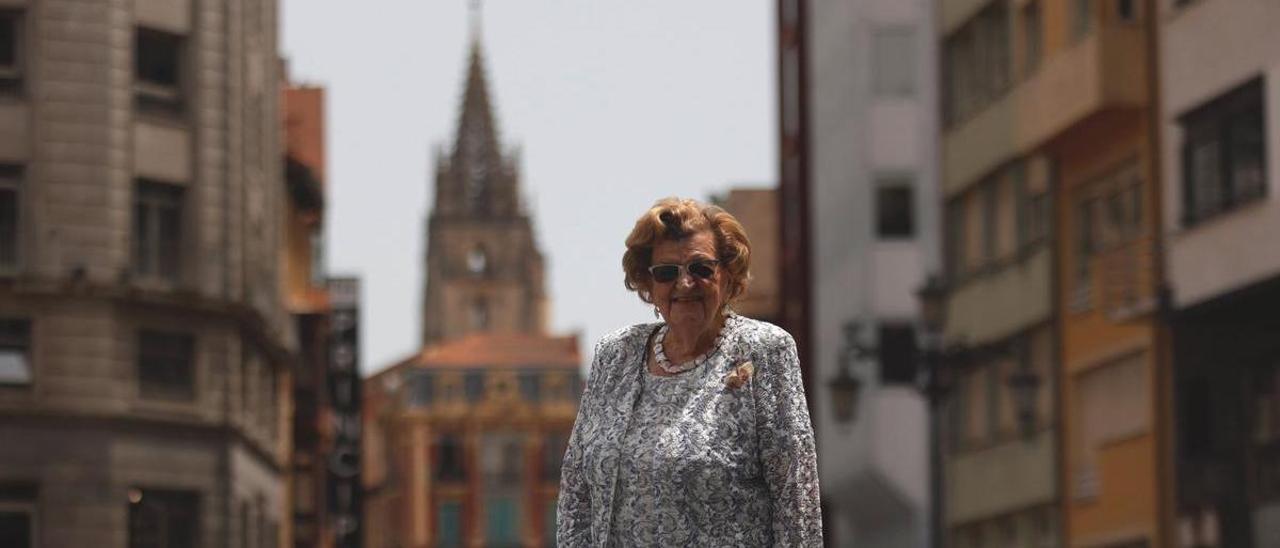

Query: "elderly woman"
<box><xmin>557</xmin><ymin>197</ymin><xmax>822</xmax><ymax>546</ymax></box>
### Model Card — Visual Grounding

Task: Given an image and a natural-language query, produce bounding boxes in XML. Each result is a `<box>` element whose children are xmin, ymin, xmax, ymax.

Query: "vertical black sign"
<box><xmin>327</xmin><ymin>277</ymin><xmax>363</xmax><ymax>548</ymax></box>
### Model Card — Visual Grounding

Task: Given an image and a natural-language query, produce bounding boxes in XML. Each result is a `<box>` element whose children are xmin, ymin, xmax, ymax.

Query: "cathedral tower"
<box><xmin>421</xmin><ymin>35</ymin><xmax>548</xmax><ymax>345</ymax></box>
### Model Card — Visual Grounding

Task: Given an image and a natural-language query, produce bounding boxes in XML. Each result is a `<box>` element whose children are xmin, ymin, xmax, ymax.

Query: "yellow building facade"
<box><xmin>362</xmin><ymin>333</ymin><xmax>581</xmax><ymax>548</ymax></box>
<box><xmin>938</xmin><ymin>0</ymin><xmax>1169</xmax><ymax>546</ymax></box>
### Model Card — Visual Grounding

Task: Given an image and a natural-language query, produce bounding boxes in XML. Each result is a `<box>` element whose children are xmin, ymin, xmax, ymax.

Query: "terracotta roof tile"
<box><xmin>400</xmin><ymin>332</ymin><xmax>581</xmax><ymax>370</ymax></box>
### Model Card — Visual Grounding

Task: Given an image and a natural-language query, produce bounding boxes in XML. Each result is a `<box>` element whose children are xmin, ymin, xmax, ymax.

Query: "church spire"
<box><xmin>443</xmin><ymin>1</ymin><xmax>511</xmax><ymax>218</ymax></box>
<box><xmin>469</xmin><ymin>0</ymin><xmax>483</xmax><ymax>42</ymax></box>
<box><xmin>421</xmin><ymin>1</ymin><xmax>546</xmax><ymax>345</ymax></box>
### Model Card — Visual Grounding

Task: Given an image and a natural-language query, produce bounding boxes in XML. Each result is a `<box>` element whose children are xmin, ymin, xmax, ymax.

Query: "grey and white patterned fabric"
<box><xmin>557</xmin><ymin>314</ymin><xmax>823</xmax><ymax>547</ymax></box>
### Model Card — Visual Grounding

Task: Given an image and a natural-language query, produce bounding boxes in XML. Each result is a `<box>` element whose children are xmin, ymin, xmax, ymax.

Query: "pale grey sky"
<box><xmin>281</xmin><ymin>0</ymin><xmax>777</xmax><ymax>374</ymax></box>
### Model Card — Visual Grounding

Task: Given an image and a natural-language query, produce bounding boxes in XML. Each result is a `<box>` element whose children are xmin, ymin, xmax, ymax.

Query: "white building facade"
<box><xmin>805</xmin><ymin>0</ymin><xmax>941</xmax><ymax>545</ymax></box>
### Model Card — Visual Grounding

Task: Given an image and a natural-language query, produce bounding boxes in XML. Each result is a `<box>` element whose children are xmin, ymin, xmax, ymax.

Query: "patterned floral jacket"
<box><xmin>557</xmin><ymin>316</ymin><xmax>823</xmax><ymax>547</ymax></box>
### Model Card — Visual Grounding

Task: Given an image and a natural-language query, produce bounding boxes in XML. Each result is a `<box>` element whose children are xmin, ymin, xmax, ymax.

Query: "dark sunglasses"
<box><xmin>648</xmin><ymin>259</ymin><xmax>720</xmax><ymax>284</ymax></box>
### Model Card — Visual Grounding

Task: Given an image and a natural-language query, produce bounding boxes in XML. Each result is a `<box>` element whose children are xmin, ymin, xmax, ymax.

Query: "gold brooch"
<box><xmin>724</xmin><ymin>361</ymin><xmax>755</xmax><ymax>390</ymax></box>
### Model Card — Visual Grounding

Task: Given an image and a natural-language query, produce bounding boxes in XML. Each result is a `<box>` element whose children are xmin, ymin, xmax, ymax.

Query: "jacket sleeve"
<box><xmin>753</xmin><ymin>330</ymin><xmax>824</xmax><ymax>547</ymax></box>
<box><xmin>556</xmin><ymin>340</ymin><xmax>604</xmax><ymax>546</ymax></box>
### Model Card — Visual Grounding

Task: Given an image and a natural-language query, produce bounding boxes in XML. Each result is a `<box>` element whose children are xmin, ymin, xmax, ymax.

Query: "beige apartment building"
<box><xmin>0</xmin><ymin>0</ymin><xmax>293</xmax><ymax>546</ymax></box>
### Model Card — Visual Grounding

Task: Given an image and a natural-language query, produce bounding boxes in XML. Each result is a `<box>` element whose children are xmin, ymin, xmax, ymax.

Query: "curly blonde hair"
<box><xmin>623</xmin><ymin>197</ymin><xmax>752</xmax><ymax>306</ymax></box>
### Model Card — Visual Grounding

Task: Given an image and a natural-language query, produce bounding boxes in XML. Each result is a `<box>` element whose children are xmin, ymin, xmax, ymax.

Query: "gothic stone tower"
<box><xmin>422</xmin><ymin>39</ymin><xmax>548</xmax><ymax>345</ymax></box>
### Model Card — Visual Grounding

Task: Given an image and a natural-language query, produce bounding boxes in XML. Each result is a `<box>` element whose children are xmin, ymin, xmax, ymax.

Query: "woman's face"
<box><xmin>650</xmin><ymin>231</ymin><xmax>726</xmax><ymax>334</ymax></box>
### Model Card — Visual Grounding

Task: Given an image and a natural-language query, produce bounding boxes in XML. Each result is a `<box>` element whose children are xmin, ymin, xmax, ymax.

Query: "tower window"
<box><xmin>467</xmin><ymin>246</ymin><xmax>488</xmax><ymax>276</ymax></box>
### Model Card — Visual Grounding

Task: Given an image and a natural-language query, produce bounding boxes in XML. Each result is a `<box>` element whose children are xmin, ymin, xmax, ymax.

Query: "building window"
<box><xmin>1020</xmin><ymin>1</ymin><xmax>1042</xmax><ymax>76</ymax></box>
<box><xmin>1072</xmin><ymin>0</ymin><xmax>1093</xmax><ymax>41</ymax></box>
<box><xmin>878</xmin><ymin>324</ymin><xmax>917</xmax><ymax>385</ymax></box>
<box><xmin>1116</xmin><ymin>0</ymin><xmax>1137</xmax><ymax>22</ymax></box>
<box><xmin>946</xmin><ymin>375</ymin><xmax>969</xmax><ymax>452</ymax></box>
<box><xmin>482</xmin><ymin>435</ymin><xmax>522</xmax><ymax>485</ymax></box>
<box><xmin>985</xmin><ymin>364</ymin><xmax>1001</xmax><ymax>441</ymax></box>
<box><xmin>1014</xmin><ymin>162</ymin><xmax>1050</xmax><ymax>249</ymax></box>
<box><xmin>875</xmin><ymin>179</ymin><xmax>915</xmax><ymax>239</ymax></box>
<box><xmin>943</xmin><ymin>2</ymin><xmax>1010</xmax><ymax>126</ymax></box>
<box><xmin>407</xmin><ymin>372</ymin><xmax>434</xmax><ymax>407</ymax></box>
<box><xmin>262</xmin><ymin>363</ymin><xmax>277</xmax><ymax>434</ymax></box>
<box><xmin>518</xmin><ymin>371</ymin><xmax>540</xmax><ymax>402</ymax></box>
<box><xmin>982</xmin><ymin>182</ymin><xmax>999</xmax><ymax>263</ymax></box>
<box><xmin>1076</xmin><ymin>352</ymin><xmax>1149</xmax><ymax>464</ymax></box>
<box><xmin>0</xmin><ymin>319</ymin><xmax>30</xmax><ymax>386</ymax></box>
<box><xmin>1181</xmin><ymin>78</ymin><xmax>1267</xmax><ymax>226</ymax></box>
<box><xmin>437</xmin><ymin>500</ymin><xmax>463</xmax><ymax>548</ymax></box>
<box><xmin>484</xmin><ymin>496</ymin><xmax>520</xmax><ymax>547</ymax></box>
<box><xmin>0</xmin><ymin>165</ymin><xmax>20</xmax><ymax>271</ymax></box>
<box><xmin>872</xmin><ymin>26</ymin><xmax>916</xmax><ymax>97</ymax></box>
<box><xmin>1074</xmin><ymin>161</ymin><xmax>1143</xmax><ymax>290</ymax></box>
<box><xmin>946</xmin><ymin>199</ymin><xmax>968</xmax><ymax>279</ymax></box>
<box><xmin>0</xmin><ymin>483</ymin><xmax>35</xmax><ymax>548</ymax></box>
<box><xmin>542</xmin><ymin>432</ymin><xmax>569</xmax><ymax>482</ymax></box>
<box><xmin>436</xmin><ymin>434</ymin><xmax>466</xmax><ymax>483</ymax></box>
<box><xmin>1252</xmin><ymin>362</ymin><xmax>1280</xmax><ymax>503</ymax></box>
<box><xmin>1075</xmin><ymin>197</ymin><xmax>1099</xmax><ymax>288</ymax></box>
<box><xmin>134</xmin><ymin>27</ymin><xmax>184</xmax><ymax>114</ymax></box>
<box><xmin>0</xmin><ymin>10</ymin><xmax>22</xmax><ymax>94</ymax></box>
<box><xmin>464</xmin><ymin>371</ymin><xmax>484</xmax><ymax>402</ymax></box>
<box><xmin>137</xmin><ymin>330</ymin><xmax>195</xmax><ymax>400</ymax></box>
<box><xmin>128</xmin><ymin>488</ymin><xmax>199</xmax><ymax>548</ymax></box>
<box><xmin>133</xmin><ymin>180</ymin><xmax>184</xmax><ymax>283</ymax></box>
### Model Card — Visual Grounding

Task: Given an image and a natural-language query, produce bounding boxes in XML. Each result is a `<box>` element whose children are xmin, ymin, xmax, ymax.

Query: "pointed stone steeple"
<box><xmin>433</xmin><ymin>3</ymin><xmax>521</xmax><ymax>219</ymax></box>
<box><xmin>421</xmin><ymin>16</ymin><xmax>547</xmax><ymax>345</ymax></box>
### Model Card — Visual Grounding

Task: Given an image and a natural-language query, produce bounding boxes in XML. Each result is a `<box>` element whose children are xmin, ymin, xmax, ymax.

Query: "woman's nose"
<box><xmin>676</xmin><ymin>271</ymin><xmax>696</xmax><ymax>288</ymax></box>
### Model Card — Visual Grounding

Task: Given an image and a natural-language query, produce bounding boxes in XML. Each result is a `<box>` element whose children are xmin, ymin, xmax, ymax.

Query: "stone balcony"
<box><xmin>944</xmin><ymin>23</ymin><xmax>1150</xmax><ymax>196</ymax></box>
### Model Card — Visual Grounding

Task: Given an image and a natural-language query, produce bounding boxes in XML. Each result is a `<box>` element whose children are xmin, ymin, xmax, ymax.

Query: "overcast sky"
<box><xmin>281</xmin><ymin>0</ymin><xmax>777</xmax><ymax>374</ymax></box>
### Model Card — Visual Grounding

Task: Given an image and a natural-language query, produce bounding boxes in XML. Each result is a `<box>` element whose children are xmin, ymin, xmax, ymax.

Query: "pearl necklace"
<box><xmin>653</xmin><ymin>313</ymin><xmax>733</xmax><ymax>374</ymax></box>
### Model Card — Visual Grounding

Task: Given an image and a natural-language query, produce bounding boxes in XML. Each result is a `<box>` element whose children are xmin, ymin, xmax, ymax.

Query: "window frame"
<box><xmin>0</xmin><ymin>9</ymin><xmax>24</xmax><ymax>94</ymax></box>
<box><xmin>874</xmin><ymin>176</ymin><xmax>916</xmax><ymax>239</ymax></box>
<box><xmin>133</xmin><ymin>179</ymin><xmax>186</xmax><ymax>284</ymax></box>
<box><xmin>877</xmin><ymin>324</ymin><xmax>918</xmax><ymax>385</ymax></box>
<box><xmin>436</xmin><ymin>499</ymin><xmax>464</xmax><ymax>548</ymax></box>
<box><xmin>1180</xmin><ymin>77</ymin><xmax>1268</xmax><ymax>226</ymax></box>
<box><xmin>981</xmin><ymin>181</ymin><xmax>1000</xmax><ymax>264</ymax></box>
<box><xmin>435</xmin><ymin>433</ymin><xmax>467</xmax><ymax>483</ymax></box>
<box><xmin>483</xmin><ymin>495</ymin><xmax>521</xmax><ymax>546</ymax></box>
<box><xmin>136</xmin><ymin>330</ymin><xmax>196</xmax><ymax>401</ymax></box>
<box><xmin>127</xmin><ymin>488</ymin><xmax>201</xmax><ymax>548</ymax></box>
<box><xmin>1071</xmin><ymin>0</ymin><xmax>1094</xmax><ymax>42</ymax></box>
<box><xmin>0</xmin><ymin>164</ymin><xmax>21</xmax><ymax>274</ymax></box>
<box><xmin>942</xmin><ymin>2</ymin><xmax>1011</xmax><ymax>128</ymax></box>
<box><xmin>0</xmin><ymin>318</ymin><xmax>31</xmax><ymax>387</ymax></box>
<box><xmin>1020</xmin><ymin>0</ymin><xmax>1043</xmax><ymax>77</ymax></box>
<box><xmin>871</xmin><ymin>25</ymin><xmax>918</xmax><ymax>98</ymax></box>
<box><xmin>0</xmin><ymin>482</ymin><xmax>37</xmax><ymax>548</ymax></box>
<box><xmin>133</xmin><ymin>26</ymin><xmax>187</xmax><ymax>116</ymax></box>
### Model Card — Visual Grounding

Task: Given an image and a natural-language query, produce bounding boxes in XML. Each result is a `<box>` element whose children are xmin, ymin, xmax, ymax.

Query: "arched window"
<box><xmin>467</xmin><ymin>246</ymin><xmax>488</xmax><ymax>276</ymax></box>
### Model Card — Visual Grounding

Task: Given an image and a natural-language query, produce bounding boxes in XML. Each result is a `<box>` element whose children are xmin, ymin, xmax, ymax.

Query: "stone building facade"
<box><xmin>0</xmin><ymin>0</ymin><xmax>292</xmax><ymax>545</ymax></box>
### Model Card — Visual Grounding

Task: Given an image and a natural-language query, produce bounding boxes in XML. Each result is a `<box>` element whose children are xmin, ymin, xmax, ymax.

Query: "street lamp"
<box><xmin>915</xmin><ymin>274</ymin><xmax>953</xmax><ymax>548</ymax></box>
<box><xmin>828</xmin><ymin>321</ymin><xmax>874</xmax><ymax>424</ymax></box>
